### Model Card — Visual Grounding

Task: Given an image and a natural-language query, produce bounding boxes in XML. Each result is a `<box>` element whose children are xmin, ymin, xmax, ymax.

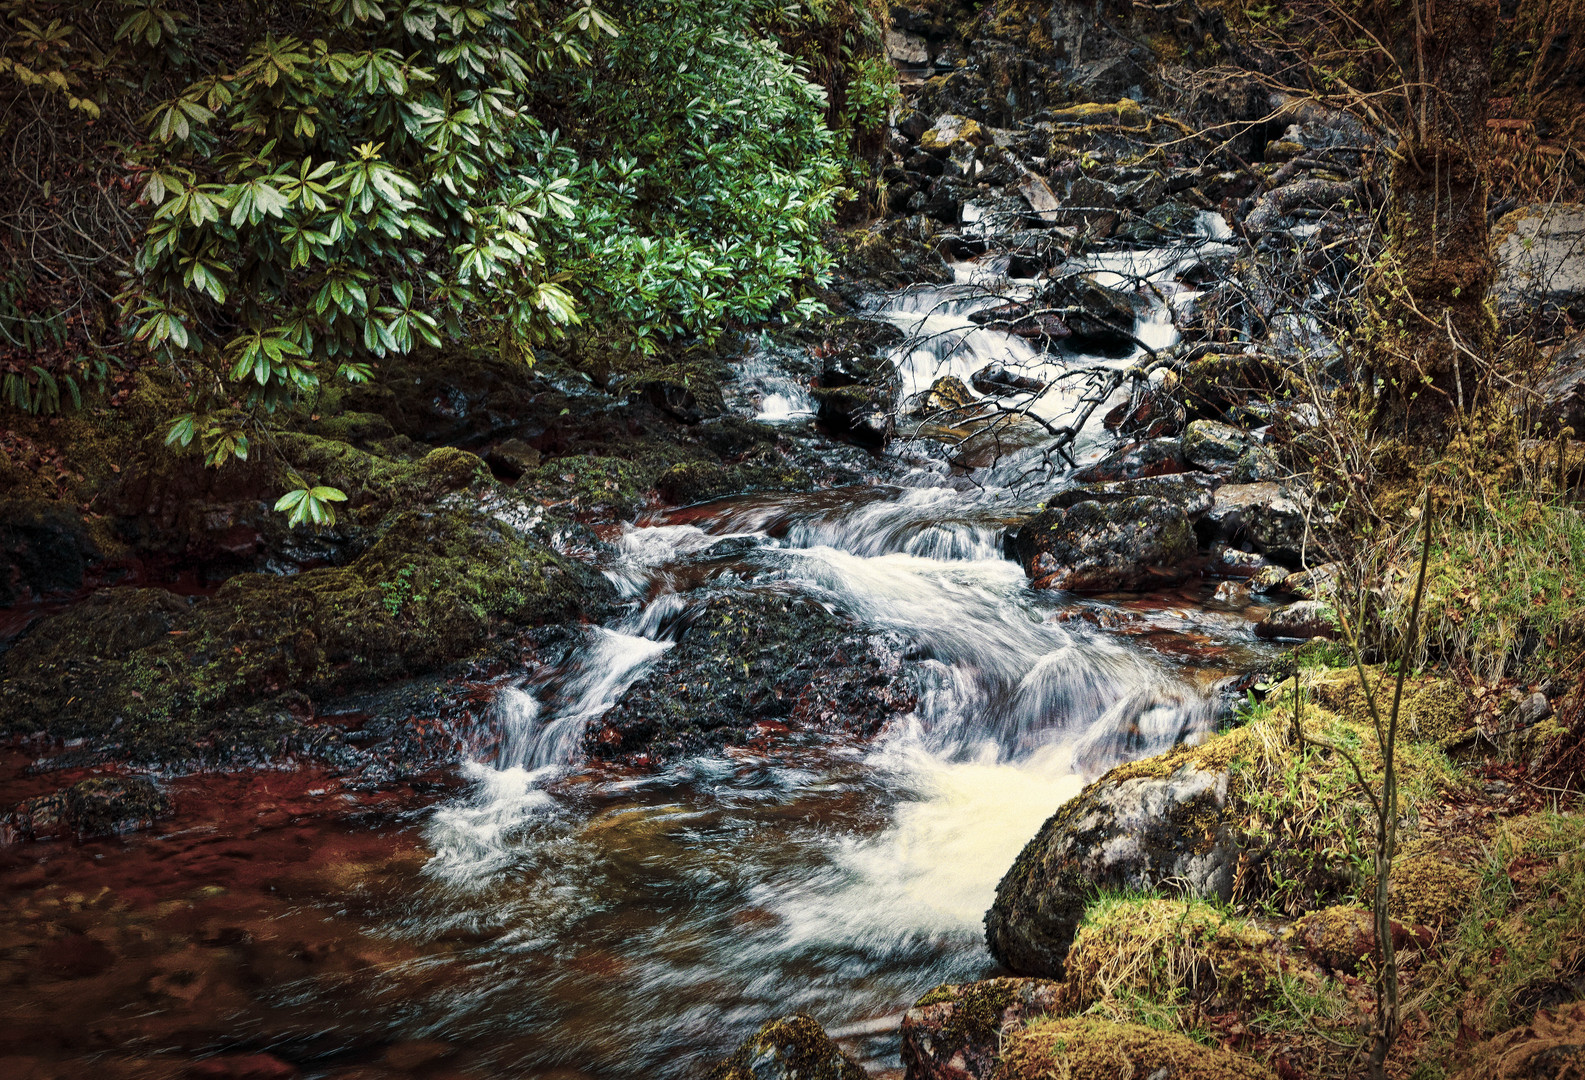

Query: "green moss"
<box><xmin>708</xmin><ymin>1013</ymin><xmax>865</xmax><ymax>1080</ymax></box>
<box><xmin>993</xmin><ymin>1017</ymin><xmax>1276</xmax><ymax>1080</ymax></box>
<box><xmin>909</xmin><ymin>979</ymin><xmax>1038</xmax><ymax>1051</ymax></box>
<box><xmin>1046</xmin><ymin>100</ymin><xmax>1148</xmax><ymax>127</ymax></box>
<box><xmin>1285</xmin><ymin>904</ymin><xmax>1376</xmax><ymax>973</ymax></box>
<box><xmin>1067</xmin><ymin>897</ymin><xmax>1287</xmax><ymax>1012</ymax></box>
<box><xmin>1388</xmin><ymin>853</ymin><xmax>1481</xmax><ymax>929</ymax></box>
<box><xmin>0</xmin><ymin>502</ymin><xmax>611</xmax><ymax>761</ymax></box>
<box><xmin>515</xmin><ymin>453</ymin><xmax>655</xmax><ymax>520</ymax></box>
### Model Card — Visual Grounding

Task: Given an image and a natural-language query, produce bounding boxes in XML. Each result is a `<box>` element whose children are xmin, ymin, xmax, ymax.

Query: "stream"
<box><xmin>0</xmin><ymin>229</ymin><xmax>1284</xmax><ymax>1080</ymax></box>
<box><xmin>377</xmin><ymin>227</ymin><xmax>1277</xmax><ymax>1078</ymax></box>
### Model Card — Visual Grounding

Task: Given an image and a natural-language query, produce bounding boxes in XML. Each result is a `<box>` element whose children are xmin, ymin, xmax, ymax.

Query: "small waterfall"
<box><xmin>496</xmin><ymin>628</ymin><xmax>674</xmax><ymax>772</ymax></box>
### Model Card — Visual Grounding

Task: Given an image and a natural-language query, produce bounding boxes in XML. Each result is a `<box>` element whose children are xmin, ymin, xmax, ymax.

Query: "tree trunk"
<box><xmin>1367</xmin><ymin>0</ymin><xmax>1500</xmax><ymax>444</ymax></box>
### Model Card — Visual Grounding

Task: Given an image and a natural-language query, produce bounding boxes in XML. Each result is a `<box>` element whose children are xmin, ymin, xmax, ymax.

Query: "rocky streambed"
<box><xmin>7</xmin><ymin>5</ymin><xmax>1585</xmax><ymax>1080</ymax></box>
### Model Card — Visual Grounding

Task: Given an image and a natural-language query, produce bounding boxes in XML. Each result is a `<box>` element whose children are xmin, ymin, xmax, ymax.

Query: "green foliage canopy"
<box><xmin>93</xmin><ymin>0</ymin><xmax>843</xmax><ymax>483</ymax></box>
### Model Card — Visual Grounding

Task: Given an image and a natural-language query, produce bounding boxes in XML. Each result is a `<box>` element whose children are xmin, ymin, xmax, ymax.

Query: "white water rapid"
<box><xmin>406</xmin><ymin>231</ymin><xmax>1269</xmax><ymax>1080</ymax></box>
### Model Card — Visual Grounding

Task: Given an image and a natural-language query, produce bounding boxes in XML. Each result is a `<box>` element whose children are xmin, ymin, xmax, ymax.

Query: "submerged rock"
<box><xmin>1015</xmin><ymin>496</ymin><xmax>1197</xmax><ymax>593</ymax></box>
<box><xmin>901</xmin><ymin>978</ymin><xmax>1067</xmax><ymax>1080</ymax></box>
<box><xmin>708</xmin><ymin>1013</ymin><xmax>866</xmax><ymax>1080</ymax></box>
<box><xmin>6</xmin><ymin>776</ymin><xmax>171</xmax><ymax>841</ymax></box>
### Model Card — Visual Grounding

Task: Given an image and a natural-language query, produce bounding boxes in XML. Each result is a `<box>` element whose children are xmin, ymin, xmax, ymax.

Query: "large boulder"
<box><xmin>984</xmin><ymin>754</ymin><xmax>1244</xmax><ymax>977</ymax></box>
<box><xmin>1493</xmin><ymin>203</ymin><xmax>1585</xmax><ymax>329</ymax></box>
<box><xmin>708</xmin><ymin>1014</ymin><xmax>866</xmax><ymax>1080</ymax></box>
<box><xmin>1013</xmin><ymin>496</ymin><xmax>1197</xmax><ymax>593</ymax></box>
<box><xmin>1182</xmin><ymin>419</ymin><xmax>1252</xmax><ymax>473</ymax></box>
<box><xmin>1199</xmin><ymin>481</ymin><xmax>1334</xmax><ymax>566</ymax></box>
<box><xmin>901</xmin><ymin>979</ymin><xmax>1067</xmax><ymax>1080</ymax></box>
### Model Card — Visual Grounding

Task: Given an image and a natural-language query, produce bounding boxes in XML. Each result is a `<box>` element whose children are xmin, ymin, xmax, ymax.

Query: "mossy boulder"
<box><xmin>707</xmin><ymin>1013</ymin><xmax>865</xmax><ymax>1080</ymax></box>
<box><xmin>0</xmin><ymin>497</ymin><xmax>104</xmax><ymax>605</ymax></box>
<box><xmin>653</xmin><ymin>457</ymin><xmax>815</xmax><ymax>507</ymax></box>
<box><xmin>985</xmin><ymin>749</ymin><xmax>1246</xmax><ymax>976</ymax></box>
<box><xmin>902</xmin><ymin>978</ymin><xmax>1068</xmax><ymax>1080</ymax></box>
<box><xmin>986</xmin><ymin>687</ymin><xmax>1465</xmax><ymax>975</ymax></box>
<box><xmin>1306</xmin><ymin>668</ymin><xmax>1473</xmax><ymax>744</ymax></box>
<box><xmin>992</xmin><ymin>1017</ymin><xmax>1276</xmax><ymax>1080</ymax></box>
<box><xmin>1046</xmin><ymin>99</ymin><xmax>1148</xmax><ymax>127</ymax></box>
<box><xmin>1</xmin><ymin>500</ymin><xmax>614</xmax><ymax>764</ymax></box>
<box><xmin>1389</xmin><ymin>853</ymin><xmax>1480</xmax><ymax>930</ymax></box>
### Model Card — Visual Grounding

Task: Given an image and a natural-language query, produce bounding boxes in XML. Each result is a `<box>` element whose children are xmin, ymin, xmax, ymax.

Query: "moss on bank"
<box><xmin>992</xmin><ymin>1017</ymin><xmax>1276</xmax><ymax>1080</ymax></box>
<box><xmin>0</xmin><ymin>496</ymin><xmax>613</xmax><ymax>762</ymax></box>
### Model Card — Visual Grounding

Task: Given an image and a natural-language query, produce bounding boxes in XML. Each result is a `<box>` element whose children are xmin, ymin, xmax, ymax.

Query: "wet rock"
<box><xmin>1211</xmin><ymin>544</ymin><xmax>1276</xmax><ymax>577</ymax></box>
<box><xmin>985</xmin><ymin>761</ymin><xmax>1243</xmax><ymax>977</ymax></box>
<box><xmin>1248</xmin><ymin>564</ymin><xmax>1290</xmax><ymax>593</ymax></box>
<box><xmin>1048</xmin><ymin>471</ymin><xmax>1218</xmax><ymax>520</ymax></box>
<box><xmin>0</xmin><ymin>498</ymin><xmax>102</xmax><ymax>606</ymax></box>
<box><xmin>966</xmin><ymin>303</ymin><xmax>1071</xmax><ymax>342</ymax></box>
<box><xmin>482</xmin><ymin>438</ymin><xmax>542</xmax><ymax>480</ymax></box>
<box><xmin>1037</xmin><ymin>274</ymin><xmax>1147</xmax><ymax>355</ymax></box>
<box><xmin>901</xmin><ymin>978</ymin><xmax>1067</xmax><ymax>1080</ymax></box>
<box><xmin>1182</xmin><ymin>419</ymin><xmax>1252</xmax><ymax>473</ymax></box>
<box><xmin>1255</xmin><ymin>600</ymin><xmax>1336</xmax><ymax>641</ymax></box>
<box><xmin>1199</xmin><ymin>481</ymin><xmax>1334</xmax><ymax>566</ymax></box>
<box><xmin>813</xmin><ymin>384</ymin><xmax>895</xmax><ymax>447</ymax></box>
<box><xmin>994</xmin><ymin>1017</ymin><xmax>1276</xmax><ymax>1080</ymax></box>
<box><xmin>587</xmin><ymin>591</ymin><xmax>915</xmax><ymax>765</ymax></box>
<box><xmin>636</xmin><ymin>374</ymin><xmax>725</xmax><ymax>424</ymax></box>
<box><xmin>1493</xmin><ymin>203</ymin><xmax>1585</xmax><ymax>329</ymax></box>
<box><xmin>913</xmin><ymin>376</ymin><xmax>976</xmax><ymax>417</ymax></box>
<box><xmin>1015</xmin><ymin>496</ymin><xmax>1197</xmax><ymax>593</ymax></box>
<box><xmin>707</xmin><ymin>1013</ymin><xmax>865</xmax><ymax>1080</ymax></box>
<box><xmin>920</xmin><ymin>114</ymin><xmax>990</xmax><ymax>155</ymax></box>
<box><xmin>970</xmin><ymin>364</ymin><xmax>1046</xmax><ymax>397</ymax></box>
<box><xmin>1068</xmin><ymin>437</ymin><xmax>1187</xmax><ymax>484</ymax></box>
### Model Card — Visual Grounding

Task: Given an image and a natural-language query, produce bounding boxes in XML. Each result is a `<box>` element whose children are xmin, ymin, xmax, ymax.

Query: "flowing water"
<box><xmin>349</xmin><ymin>227</ymin><xmax>1278</xmax><ymax>1077</ymax></box>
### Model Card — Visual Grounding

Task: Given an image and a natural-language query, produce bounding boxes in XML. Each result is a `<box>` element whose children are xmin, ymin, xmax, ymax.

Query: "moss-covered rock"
<box><xmin>1014</xmin><ymin>496</ymin><xmax>1198</xmax><ymax>593</ymax></box>
<box><xmin>992</xmin><ymin>1017</ymin><xmax>1276</xmax><ymax>1080</ymax></box>
<box><xmin>1286</xmin><ymin>904</ymin><xmax>1376</xmax><ymax>973</ymax></box>
<box><xmin>902</xmin><ymin>978</ymin><xmax>1068</xmax><ymax>1080</ymax></box>
<box><xmin>707</xmin><ymin>1013</ymin><xmax>865</xmax><ymax>1080</ymax></box>
<box><xmin>1</xmin><ymin>499</ymin><xmax>614</xmax><ymax>764</ymax></box>
<box><xmin>1389</xmin><ymin>853</ymin><xmax>1481</xmax><ymax>930</ymax></box>
<box><xmin>985</xmin><ymin>684</ymin><xmax>1466</xmax><ymax>975</ymax></box>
